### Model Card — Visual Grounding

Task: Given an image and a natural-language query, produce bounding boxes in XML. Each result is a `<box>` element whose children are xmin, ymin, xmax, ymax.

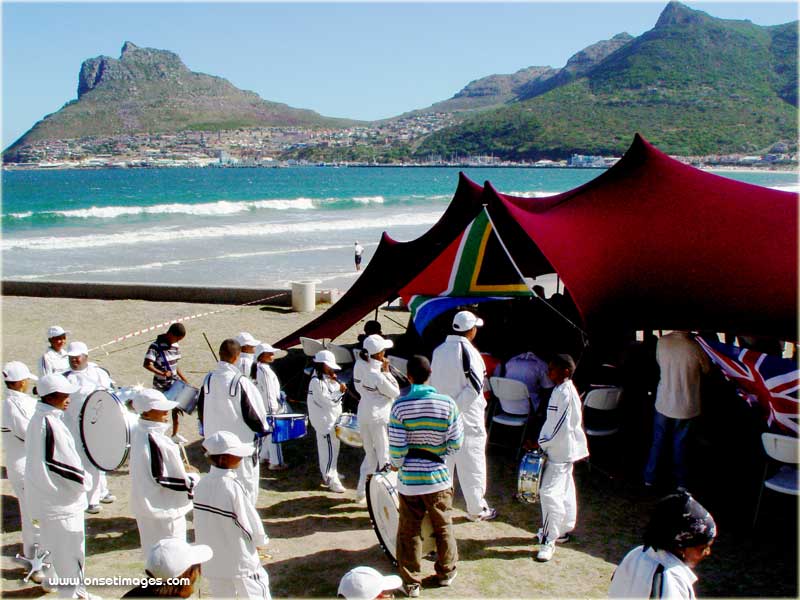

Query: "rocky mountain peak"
<box><xmin>120</xmin><ymin>41</ymin><xmax>140</xmax><ymax>56</ymax></box>
<box><xmin>655</xmin><ymin>1</ymin><xmax>710</xmax><ymax>28</ymax></box>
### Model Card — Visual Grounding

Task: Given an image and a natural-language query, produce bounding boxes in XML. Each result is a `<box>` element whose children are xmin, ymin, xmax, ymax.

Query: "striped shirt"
<box><xmin>389</xmin><ymin>384</ymin><xmax>463</xmax><ymax>496</ymax></box>
<box><xmin>144</xmin><ymin>336</ymin><xmax>181</xmax><ymax>392</ymax></box>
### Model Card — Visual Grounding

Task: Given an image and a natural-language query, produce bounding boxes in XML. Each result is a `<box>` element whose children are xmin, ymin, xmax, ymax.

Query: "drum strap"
<box><xmin>649</xmin><ymin>564</ymin><xmax>665</xmax><ymax>599</ymax></box>
<box><xmin>406</xmin><ymin>448</ymin><xmax>444</xmax><ymax>464</ymax></box>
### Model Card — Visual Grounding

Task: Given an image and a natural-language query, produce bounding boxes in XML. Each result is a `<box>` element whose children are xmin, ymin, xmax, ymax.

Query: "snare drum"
<box><xmin>79</xmin><ymin>389</ymin><xmax>137</xmax><ymax>471</ymax></box>
<box><xmin>267</xmin><ymin>413</ymin><xmax>308</xmax><ymax>443</ymax></box>
<box><xmin>517</xmin><ymin>449</ymin><xmax>546</xmax><ymax>504</ymax></box>
<box><xmin>163</xmin><ymin>380</ymin><xmax>200</xmax><ymax>414</ymax></box>
<box><xmin>335</xmin><ymin>412</ymin><xmax>363</xmax><ymax>448</ymax></box>
<box><xmin>367</xmin><ymin>470</ymin><xmax>435</xmax><ymax>565</ymax></box>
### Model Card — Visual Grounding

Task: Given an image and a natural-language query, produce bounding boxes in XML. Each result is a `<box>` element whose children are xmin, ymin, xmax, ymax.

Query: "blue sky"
<box><xmin>2</xmin><ymin>1</ymin><xmax>797</xmax><ymax>148</ymax></box>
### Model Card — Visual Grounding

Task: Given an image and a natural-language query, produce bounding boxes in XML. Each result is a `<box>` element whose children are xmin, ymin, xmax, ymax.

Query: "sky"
<box><xmin>2</xmin><ymin>1</ymin><xmax>798</xmax><ymax>148</ymax></box>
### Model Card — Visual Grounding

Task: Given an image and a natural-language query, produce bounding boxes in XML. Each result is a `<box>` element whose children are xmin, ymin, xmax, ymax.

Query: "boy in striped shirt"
<box><xmin>389</xmin><ymin>356</ymin><xmax>463</xmax><ymax>598</ymax></box>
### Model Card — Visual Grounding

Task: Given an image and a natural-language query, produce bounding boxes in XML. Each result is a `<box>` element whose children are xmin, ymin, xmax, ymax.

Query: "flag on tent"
<box><xmin>697</xmin><ymin>337</ymin><xmax>799</xmax><ymax>435</ymax></box>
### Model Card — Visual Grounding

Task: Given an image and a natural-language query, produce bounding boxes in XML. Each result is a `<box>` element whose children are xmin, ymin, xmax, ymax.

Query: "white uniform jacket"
<box><xmin>307</xmin><ymin>373</ymin><xmax>343</xmax><ymax>433</ymax></box>
<box><xmin>25</xmin><ymin>403</ymin><xmax>88</xmax><ymax>519</ymax></box>
<box><xmin>254</xmin><ymin>363</ymin><xmax>282</xmax><ymax>416</ymax></box>
<box><xmin>609</xmin><ymin>545</ymin><xmax>698</xmax><ymax>600</ymax></box>
<box><xmin>63</xmin><ymin>363</ymin><xmax>115</xmax><ymax>439</ymax></box>
<box><xmin>39</xmin><ymin>347</ymin><xmax>69</xmax><ymax>377</ymax></box>
<box><xmin>430</xmin><ymin>335</ymin><xmax>487</xmax><ymax>434</ymax></box>
<box><xmin>2</xmin><ymin>389</ymin><xmax>37</xmax><ymax>474</ymax></box>
<box><xmin>357</xmin><ymin>359</ymin><xmax>400</xmax><ymax>422</ymax></box>
<box><xmin>352</xmin><ymin>356</ymin><xmax>369</xmax><ymax>397</ymax></box>
<box><xmin>538</xmin><ymin>379</ymin><xmax>589</xmax><ymax>463</ymax></box>
<box><xmin>200</xmin><ymin>361</ymin><xmax>269</xmax><ymax>443</ymax></box>
<box><xmin>193</xmin><ymin>466</ymin><xmax>268</xmax><ymax>578</ymax></box>
<box><xmin>130</xmin><ymin>419</ymin><xmax>198</xmax><ymax>520</ymax></box>
<box><xmin>238</xmin><ymin>353</ymin><xmax>256</xmax><ymax>379</ymax></box>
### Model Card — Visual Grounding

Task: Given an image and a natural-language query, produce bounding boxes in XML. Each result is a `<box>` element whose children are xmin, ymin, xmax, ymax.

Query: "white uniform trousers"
<box><xmin>356</xmin><ymin>418</ymin><xmax>390</xmax><ymax>494</ymax></box>
<box><xmin>86</xmin><ymin>463</ymin><xmax>109</xmax><ymax>506</ymax></box>
<box><xmin>539</xmin><ymin>460</ymin><xmax>577</xmax><ymax>543</ymax></box>
<box><xmin>7</xmin><ymin>461</ymin><xmax>40</xmax><ymax>557</ymax></box>
<box><xmin>40</xmin><ymin>512</ymin><xmax>86</xmax><ymax>599</ymax></box>
<box><xmin>236</xmin><ymin>453</ymin><xmax>260</xmax><ymax>505</ymax></box>
<box><xmin>259</xmin><ymin>434</ymin><xmax>284</xmax><ymax>465</ymax></box>
<box><xmin>313</xmin><ymin>430</ymin><xmax>340</xmax><ymax>484</ymax></box>
<box><xmin>135</xmin><ymin>514</ymin><xmax>187</xmax><ymax>560</ymax></box>
<box><xmin>445</xmin><ymin>432</ymin><xmax>489</xmax><ymax>516</ymax></box>
<box><xmin>207</xmin><ymin>566</ymin><xmax>271</xmax><ymax>599</ymax></box>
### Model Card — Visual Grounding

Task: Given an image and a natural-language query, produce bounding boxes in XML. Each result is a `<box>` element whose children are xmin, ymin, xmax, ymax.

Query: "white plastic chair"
<box><xmin>582</xmin><ymin>387</ymin><xmax>623</xmax><ymax>437</ymax></box>
<box><xmin>300</xmin><ymin>337</ymin><xmax>326</xmax><ymax>358</ymax></box>
<box><xmin>753</xmin><ymin>432</ymin><xmax>799</xmax><ymax>528</ymax></box>
<box><xmin>326</xmin><ymin>343</ymin><xmax>354</xmax><ymax>366</ymax></box>
<box><xmin>488</xmin><ymin>377</ymin><xmax>530</xmax><ymax>457</ymax></box>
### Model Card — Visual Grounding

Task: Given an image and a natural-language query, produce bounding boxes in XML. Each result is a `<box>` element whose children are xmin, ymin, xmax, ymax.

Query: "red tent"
<box><xmin>275</xmin><ymin>134</ymin><xmax>798</xmax><ymax>348</ymax></box>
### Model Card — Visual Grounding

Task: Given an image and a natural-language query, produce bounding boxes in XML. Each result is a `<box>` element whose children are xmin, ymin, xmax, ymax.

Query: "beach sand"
<box><xmin>1</xmin><ymin>296</ymin><xmax>794</xmax><ymax>598</ymax></box>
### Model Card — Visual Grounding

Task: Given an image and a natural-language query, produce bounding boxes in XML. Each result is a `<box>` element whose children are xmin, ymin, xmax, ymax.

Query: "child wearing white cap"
<box><xmin>2</xmin><ymin>362</ymin><xmax>41</xmax><ymax>572</ymax></box>
<box><xmin>25</xmin><ymin>373</ymin><xmax>92</xmax><ymax>599</ymax></box>
<box><xmin>129</xmin><ymin>388</ymin><xmax>200</xmax><ymax>560</ymax></box>
<box><xmin>39</xmin><ymin>325</ymin><xmax>69</xmax><ymax>377</ymax></box>
<box><xmin>355</xmin><ymin>335</ymin><xmax>400</xmax><ymax>502</ymax></box>
<box><xmin>122</xmin><ymin>538</ymin><xmax>213</xmax><ymax>598</ymax></box>
<box><xmin>63</xmin><ymin>341</ymin><xmax>116</xmax><ymax>513</ymax></box>
<box><xmin>338</xmin><ymin>566</ymin><xmax>402</xmax><ymax>599</ymax></box>
<box><xmin>193</xmin><ymin>431</ymin><xmax>271</xmax><ymax>599</ymax></box>
<box><xmin>252</xmin><ymin>343</ymin><xmax>289</xmax><ymax>471</ymax></box>
<box><xmin>236</xmin><ymin>332</ymin><xmax>261</xmax><ymax>377</ymax></box>
<box><xmin>307</xmin><ymin>350</ymin><xmax>347</xmax><ymax>493</ymax></box>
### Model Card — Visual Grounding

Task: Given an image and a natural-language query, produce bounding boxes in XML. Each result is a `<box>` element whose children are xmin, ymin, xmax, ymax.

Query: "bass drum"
<box><xmin>366</xmin><ymin>470</ymin><xmax>435</xmax><ymax>565</ymax></box>
<box><xmin>517</xmin><ymin>449</ymin><xmax>546</xmax><ymax>504</ymax></box>
<box><xmin>79</xmin><ymin>389</ymin><xmax>137</xmax><ymax>471</ymax></box>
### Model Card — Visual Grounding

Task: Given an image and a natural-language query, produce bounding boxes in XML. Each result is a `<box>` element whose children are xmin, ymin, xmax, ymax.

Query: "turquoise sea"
<box><xmin>2</xmin><ymin>166</ymin><xmax>797</xmax><ymax>289</ymax></box>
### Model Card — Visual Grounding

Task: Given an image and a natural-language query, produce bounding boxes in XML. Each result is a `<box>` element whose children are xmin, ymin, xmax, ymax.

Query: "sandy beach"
<box><xmin>1</xmin><ymin>295</ymin><xmax>796</xmax><ymax>598</ymax></box>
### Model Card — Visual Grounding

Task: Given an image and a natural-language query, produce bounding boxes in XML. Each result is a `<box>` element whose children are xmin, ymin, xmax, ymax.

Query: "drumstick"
<box><xmin>202</xmin><ymin>332</ymin><xmax>218</xmax><ymax>362</ymax></box>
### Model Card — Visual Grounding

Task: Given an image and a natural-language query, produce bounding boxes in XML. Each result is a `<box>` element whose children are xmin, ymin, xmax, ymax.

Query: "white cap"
<box><xmin>145</xmin><ymin>538</ymin><xmax>213</xmax><ymax>579</ymax></box>
<box><xmin>338</xmin><ymin>566</ymin><xmax>402</xmax><ymax>600</ymax></box>
<box><xmin>3</xmin><ymin>361</ymin><xmax>38</xmax><ymax>382</ymax></box>
<box><xmin>66</xmin><ymin>341</ymin><xmax>89</xmax><ymax>356</ymax></box>
<box><xmin>202</xmin><ymin>431</ymin><xmax>255</xmax><ymax>457</ymax></box>
<box><xmin>452</xmin><ymin>310</ymin><xmax>484</xmax><ymax>332</ymax></box>
<box><xmin>132</xmin><ymin>388</ymin><xmax>178</xmax><ymax>413</ymax></box>
<box><xmin>235</xmin><ymin>332</ymin><xmax>260</xmax><ymax>347</ymax></box>
<box><xmin>254</xmin><ymin>342</ymin><xmax>286</xmax><ymax>359</ymax></box>
<box><xmin>47</xmin><ymin>325</ymin><xmax>68</xmax><ymax>339</ymax></box>
<box><xmin>38</xmin><ymin>373</ymin><xmax>79</xmax><ymax>397</ymax></box>
<box><xmin>363</xmin><ymin>334</ymin><xmax>394</xmax><ymax>356</ymax></box>
<box><xmin>313</xmin><ymin>349</ymin><xmax>341</xmax><ymax>371</ymax></box>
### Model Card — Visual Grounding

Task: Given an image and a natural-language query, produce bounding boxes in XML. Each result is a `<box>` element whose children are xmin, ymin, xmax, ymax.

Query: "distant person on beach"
<box><xmin>644</xmin><ymin>332</ymin><xmax>710</xmax><ymax>491</ymax></box>
<box><xmin>121</xmin><ymin>538</ymin><xmax>213</xmax><ymax>598</ymax></box>
<box><xmin>307</xmin><ymin>350</ymin><xmax>347</xmax><ymax>493</ymax></box>
<box><xmin>144</xmin><ymin>323</ymin><xmax>189</xmax><ymax>393</ymax></box>
<box><xmin>609</xmin><ymin>491</ymin><xmax>716</xmax><ymax>599</ymax></box>
<box><xmin>194</xmin><ymin>431</ymin><xmax>271</xmax><ymax>599</ymax></box>
<box><xmin>389</xmin><ymin>355</ymin><xmax>463</xmax><ymax>598</ymax></box>
<box><xmin>534</xmin><ymin>353</ymin><xmax>589</xmax><ymax>563</ymax></box>
<box><xmin>199</xmin><ymin>339</ymin><xmax>269</xmax><ymax>504</ymax></box>
<box><xmin>2</xmin><ymin>361</ymin><xmax>41</xmax><ymax>576</ymax></box>
<box><xmin>39</xmin><ymin>325</ymin><xmax>69</xmax><ymax>376</ymax></box>
<box><xmin>430</xmin><ymin>311</ymin><xmax>496</xmax><ymax>522</ymax></box>
<box><xmin>236</xmin><ymin>332</ymin><xmax>261</xmax><ymax>377</ymax></box>
<box><xmin>354</xmin><ymin>241</ymin><xmax>365</xmax><ymax>271</ymax></box>
<box><xmin>63</xmin><ymin>341</ymin><xmax>116</xmax><ymax>513</ymax></box>
<box><xmin>252</xmin><ymin>342</ymin><xmax>290</xmax><ymax>471</ymax></box>
<box><xmin>355</xmin><ymin>334</ymin><xmax>400</xmax><ymax>503</ymax></box>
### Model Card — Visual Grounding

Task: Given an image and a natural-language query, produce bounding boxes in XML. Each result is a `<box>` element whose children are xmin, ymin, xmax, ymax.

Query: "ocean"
<box><xmin>2</xmin><ymin>166</ymin><xmax>797</xmax><ymax>291</ymax></box>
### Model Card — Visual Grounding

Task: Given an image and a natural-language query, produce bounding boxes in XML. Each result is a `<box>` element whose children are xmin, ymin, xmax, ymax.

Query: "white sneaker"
<box><xmin>536</xmin><ymin>541</ymin><xmax>556</xmax><ymax>562</ymax></box>
<box><xmin>329</xmin><ymin>479</ymin><xmax>346</xmax><ymax>493</ymax></box>
<box><xmin>355</xmin><ymin>492</ymin><xmax>367</xmax><ymax>505</ymax></box>
<box><xmin>535</xmin><ymin>529</ymin><xmax>570</xmax><ymax>544</ymax></box>
<box><xmin>100</xmin><ymin>493</ymin><xmax>116</xmax><ymax>504</ymax></box>
<box><xmin>466</xmin><ymin>507</ymin><xmax>497</xmax><ymax>522</ymax></box>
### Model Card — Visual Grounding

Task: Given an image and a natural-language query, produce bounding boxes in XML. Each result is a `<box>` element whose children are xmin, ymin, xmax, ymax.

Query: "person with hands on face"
<box><xmin>307</xmin><ymin>350</ymin><xmax>347</xmax><ymax>493</ymax></box>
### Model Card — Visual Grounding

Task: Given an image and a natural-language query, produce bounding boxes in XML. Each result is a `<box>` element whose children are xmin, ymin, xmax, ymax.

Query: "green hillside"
<box><xmin>417</xmin><ymin>2</ymin><xmax>798</xmax><ymax>159</ymax></box>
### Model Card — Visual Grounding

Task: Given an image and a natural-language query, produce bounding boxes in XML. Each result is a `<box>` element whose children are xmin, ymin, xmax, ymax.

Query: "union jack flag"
<box><xmin>697</xmin><ymin>337</ymin><xmax>799</xmax><ymax>435</ymax></box>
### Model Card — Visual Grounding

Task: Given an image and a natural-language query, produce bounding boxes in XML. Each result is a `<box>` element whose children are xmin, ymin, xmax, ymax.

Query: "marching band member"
<box><xmin>63</xmin><ymin>341</ymin><xmax>116</xmax><ymax>513</ymax></box>
<box><xmin>235</xmin><ymin>332</ymin><xmax>261</xmax><ymax>377</ymax></box>
<box><xmin>535</xmin><ymin>353</ymin><xmax>589</xmax><ymax>562</ymax></box>
<box><xmin>199</xmin><ymin>339</ymin><xmax>268</xmax><ymax>504</ymax></box>
<box><xmin>39</xmin><ymin>325</ymin><xmax>69</xmax><ymax>377</ymax></box>
<box><xmin>194</xmin><ymin>431</ymin><xmax>271</xmax><ymax>599</ymax></box>
<box><xmin>25</xmin><ymin>374</ymin><xmax>92</xmax><ymax>599</ymax></box>
<box><xmin>253</xmin><ymin>343</ymin><xmax>289</xmax><ymax>471</ymax></box>
<box><xmin>430</xmin><ymin>311</ymin><xmax>496</xmax><ymax>522</ymax></box>
<box><xmin>122</xmin><ymin>538</ymin><xmax>213</xmax><ymax>598</ymax></box>
<box><xmin>307</xmin><ymin>350</ymin><xmax>347</xmax><ymax>493</ymax></box>
<box><xmin>355</xmin><ymin>335</ymin><xmax>400</xmax><ymax>503</ymax></box>
<box><xmin>338</xmin><ymin>566</ymin><xmax>402</xmax><ymax>600</ymax></box>
<box><xmin>130</xmin><ymin>388</ymin><xmax>200</xmax><ymax>560</ymax></box>
<box><xmin>2</xmin><ymin>362</ymin><xmax>41</xmax><ymax>574</ymax></box>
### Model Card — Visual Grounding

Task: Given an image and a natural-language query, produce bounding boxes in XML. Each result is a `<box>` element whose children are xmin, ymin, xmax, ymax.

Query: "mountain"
<box><xmin>417</xmin><ymin>2</ymin><xmax>798</xmax><ymax>159</ymax></box>
<box><xmin>5</xmin><ymin>42</ymin><xmax>357</xmax><ymax>156</ymax></box>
